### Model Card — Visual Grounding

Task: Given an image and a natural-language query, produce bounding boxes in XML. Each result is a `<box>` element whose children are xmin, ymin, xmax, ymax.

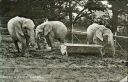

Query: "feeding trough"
<box><xmin>64</xmin><ymin>43</ymin><xmax>103</xmax><ymax>56</ymax></box>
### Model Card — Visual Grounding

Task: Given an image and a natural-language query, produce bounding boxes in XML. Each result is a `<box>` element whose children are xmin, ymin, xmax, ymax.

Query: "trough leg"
<box><xmin>46</xmin><ymin>35</ymin><xmax>54</xmax><ymax>49</ymax></box>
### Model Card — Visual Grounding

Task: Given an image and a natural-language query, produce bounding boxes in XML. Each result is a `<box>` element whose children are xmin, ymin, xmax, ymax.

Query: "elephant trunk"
<box><xmin>35</xmin><ymin>30</ymin><xmax>44</xmax><ymax>49</ymax></box>
<box><xmin>28</xmin><ymin>30</ymin><xmax>37</xmax><ymax>49</ymax></box>
<box><xmin>35</xmin><ymin>34</ymin><xmax>41</xmax><ymax>49</ymax></box>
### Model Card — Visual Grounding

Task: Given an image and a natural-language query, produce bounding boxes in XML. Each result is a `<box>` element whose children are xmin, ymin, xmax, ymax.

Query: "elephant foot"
<box><xmin>20</xmin><ymin>50</ymin><xmax>29</xmax><ymax>57</ymax></box>
<box><xmin>14</xmin><ymin>50</ymin><xmax>22</xmax><ymax>57</ymax></box>
<box><xmin>14</xmin><ymin>49</ymin><xmax>20</xmax><ymax>53</ymax></box>
<box><xmin>20</xmin><ymin>51</ymin><xmax>30</xmax><ymax>57</ymax></box>
<box><xmin>24</xmin><ymin>53</ymin><xmax>31</xmax><ymax>57</ymax></box>
<box><xmin>29</xmin><ymin>47</ymin><xmax>36</xmax><ymax>52</ymax></box>
<box><xmin>36</xmin><ymin>46</ymin><xmax>41</xmax><ymax>50</ymax></box>
<box><xmin>44</xmin><ymin>47</ymin><xmax>52</xmax><ymax>52</ymax></box>
<box><xmin>16</xmin><ymin>52</ymin><xmax>24</xmax><ymax>57</ymax></box>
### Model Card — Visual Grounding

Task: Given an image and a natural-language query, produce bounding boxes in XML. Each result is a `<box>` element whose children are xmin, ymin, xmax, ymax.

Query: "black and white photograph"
<box><xmin>0</xmin><ymin>0</ymin><xmax>128</xmax><ymax>82</ymax></box>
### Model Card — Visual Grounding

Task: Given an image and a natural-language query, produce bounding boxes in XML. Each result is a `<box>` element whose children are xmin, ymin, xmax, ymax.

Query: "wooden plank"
<box><xmin>72</xmin><ymin>30</ymin><xmax>87</xmax><ymax>35</ymax></box>
<box><xmin>114</xmin><ymin>35</ymin><xmax>128</xmax><ymax>39</ymax></box>
<box><xmin>65</xmin><ymin>43</ymin><xmax>103</xmax><ymax>47</ymax></box>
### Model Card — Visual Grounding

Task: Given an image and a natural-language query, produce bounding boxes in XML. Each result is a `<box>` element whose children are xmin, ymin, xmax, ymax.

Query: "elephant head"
<box><xmin>95</xmin><ymin>28</ymin><xmax>112</xmax><ymax>43</ymax></box>
<box><xmin>95</xmin><ymin>27</ymin><xmax>113</xmax><ymax>44</ymax></box>
<box><xmin>95</xmin><ymin>27</ymin><xmax>115</xmax><ymax>56</ymax></box>
<box><xmin>21</xmin><ymin>18</ymin><xmax>37</xmax><ymax>47</ymax></box>
<box><xmin>35</xmin><ymin>22</ymin><xmax>52</xmax><ymax>36</ymax></box>
<box><xmin>35</xmin><ymin>23</ymin><xmax>52</xmax><ymax>49</ymax></box>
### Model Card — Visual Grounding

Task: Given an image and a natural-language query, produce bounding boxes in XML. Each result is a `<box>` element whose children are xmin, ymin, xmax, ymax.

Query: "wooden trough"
<box><xmin>65</xmin><ymin>43</ymin><xmax>103</xmax><ymax>56</ymax></box>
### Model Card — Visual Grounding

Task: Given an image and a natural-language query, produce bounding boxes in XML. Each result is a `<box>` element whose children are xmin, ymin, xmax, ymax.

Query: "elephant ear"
<box><xmin>22</xmin><ymin>19</ymin><xmax>34</xmax><ymax>37</ymax></box>
<box><xmin>43</xmin><ymin>24</ymin><xmax>52</xmax><ymax>36</ymax></box>
<box><xmin>95</xmin><ymin>29</ymin><xmax>103</xmax><ymax>41</ymax></box>
<box><xmin>22</xmin><ymin>18</ymin><xmax>35</xmax><ymax>29</ymax></box>
<box><xmin>15</xmin><ymin>22</ymin><xmax>24</xmax><ymax>37</ymax></box>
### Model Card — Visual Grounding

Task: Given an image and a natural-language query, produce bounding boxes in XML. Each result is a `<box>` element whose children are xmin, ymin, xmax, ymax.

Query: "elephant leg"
<box><xmin>37</xmin><ymin>39</ymin><xmax>41</xmax><ymax>50</ymax></box>
<box><xmin>111</xmin><ymin>44</ymin><xmax>115</xmax><ymax>57</ymax></box>
<box><xmin>87</xmin><ymin>34</ymin><xmax>93</xmax><ymax>44</ymax></box>
<box><xmin>46</xmin><ymin>34</ymin><xmax>54</xmax><ymax>49</ymax></box>
<box><xmin>58</xmin><ymin>38</ymin><xmax>64</xmax><ymax>44</ymax></box>
<box><xmin>26</xmin><ymin>37</ymin><xmax>29</xmax><ymax>48</ymax></box>
<box><xmin>48</xmin><ymin>35</ymin><xmax>54</xmax><ymax>48</ymax></box>
<box><xmin>14</xmin><ymin>40</ymin><xmax>20</xmax><ymax>53</ymax></box>
<box><xmin>20</xmin><ymin>39</ymin><xmax>27</xmax><ymax>55</ymax></box>
<box><xmin>108</xmin><ymin>39</ymin><xmax>115</xmax><ymax>57</ymax></box>
<box><xmin>45</xmin><ymin>36</ymin><xmax>50</xmax><ymax>47</ymax></box>
<box><xmin>35</xmin><ymin>35</ymin><xmax>41</xmax><ymax>50</ymax></box>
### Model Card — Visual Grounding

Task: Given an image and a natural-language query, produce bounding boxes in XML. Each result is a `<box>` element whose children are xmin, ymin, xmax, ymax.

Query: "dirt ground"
<box><xmin>0</xmin><ymin>41</ymin><xmax>127</xmax><ymax>82</ymax></box>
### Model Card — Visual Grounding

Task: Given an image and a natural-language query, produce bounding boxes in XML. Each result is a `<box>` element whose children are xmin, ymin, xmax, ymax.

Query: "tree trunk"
<box><xmin>111</xmin><ymin>9</ymin><xmax>119</xmax><ymax>33</ymax></box>
<box><xmin>110</xmin><ymin>1</ymin><xmax>119</xmax><ymax>34</ymax></box>
<box><xmin>68</xmin><ymin>0</ymin><xmax>74</xmax><ymax>43</ymax></box>
<box><xmin>69</xmin><ymin>0</ymin><xmax>73</xmax><ymax>29</ymax></box>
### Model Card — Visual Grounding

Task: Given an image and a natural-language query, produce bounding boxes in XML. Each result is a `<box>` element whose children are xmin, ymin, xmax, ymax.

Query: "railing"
<box><xmin>114</xmin><ymin>35</ymin><xmax>128</xmax><ymax>39</ymax></box>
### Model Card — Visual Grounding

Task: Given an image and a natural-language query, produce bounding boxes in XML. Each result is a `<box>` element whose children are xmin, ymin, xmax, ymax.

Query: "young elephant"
<box><xmin>87</xmin><ymin>23</ymin><xmax>115</xmax><ymax>56</ymax></box>
<box><xmin>86</xmin><ymin>23</ymin><xmax>102</xmax><ymax>44</ymax></box>
<box><xmin>7</xmin><ymin>16</ymin><xmax>37</xmax><ymax>54</ymax></box>
<box><xmin>35</xmin><ymin>21</ymin><xmax>67</xmax><ymax>50</ymax></box>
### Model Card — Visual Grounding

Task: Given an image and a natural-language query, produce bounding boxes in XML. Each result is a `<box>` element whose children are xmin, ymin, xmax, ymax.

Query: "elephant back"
<box><xmin>50</xmin><ymin>21</ymin><xmax>67</xmax><ymax>39</ymax></box>
<box><xmin>7</xmin><ymin>16</ymin><xmax>23</xmax><ymax>38</ymax></box>
<box><xmin>36</xmin><ymin>21</ymin><xmax>67</xmax><ymax>40</ymax></box>
<box><xmin>87</xmin><ymin>23</ymin><xmax>100</xmax><ymax>33</ymax></box>
<box><xmin>8</xmin><ymin>16</ymin><xmax>22</xmax><ymax>26</ymax></box>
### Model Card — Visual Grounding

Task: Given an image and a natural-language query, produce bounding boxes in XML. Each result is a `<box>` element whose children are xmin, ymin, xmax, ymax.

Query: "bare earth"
<box><xmin>0</xmin><ymin>41</ymin><xmax>127</xmax><ymax>82</ymax></box>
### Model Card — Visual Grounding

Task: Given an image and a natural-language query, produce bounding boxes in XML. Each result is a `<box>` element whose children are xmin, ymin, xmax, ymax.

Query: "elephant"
<box><xmin>35</xmin><ymin>21</ymin><xmax>67</xmax><ymax>50</ymax></box>
<box><xmin>7</xmin><ymin>16</ymin><xmax>37</xmax><ymax>54</ymax></box>
<box><xmin>86</xmin><ymin>23</ymin><xmax>102</xmax><ymax>44</ymax></box>
<box><xmin>86</xmin><ymin>23</ymin><xmax>115</xmax><ymax>56</ymax></box>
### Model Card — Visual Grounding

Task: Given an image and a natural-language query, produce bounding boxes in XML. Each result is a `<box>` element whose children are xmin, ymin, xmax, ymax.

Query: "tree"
<box><xmin>64</xmin><ymin>0</ymin><xmax>107</xmax><ymax>29</ymax></box>
<box><xmin>108</xmin><ymin>0</ymin><xmax>128</xmax><ymax>33</ymax></box>
<box><xmin>0</xmin><ymin>0</ymin><xmax>32</xmax><ymax>17</ymax></box>
<box><xmin>0</xmin><ymin>0</ymin><xmax>112</xmax><ymax>29</ymax></box>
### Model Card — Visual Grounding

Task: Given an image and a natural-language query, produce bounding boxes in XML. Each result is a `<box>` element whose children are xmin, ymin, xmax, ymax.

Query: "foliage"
<box><xmin>0</xmin><ymin>0</ymin><xmax>128</xmax><ymax>33</ymax></box>
<box><xmin>0</xmin><ymin>0</ymin><xmax>106</xmax><ymax>19</ymax></box>
<box><xmin>0</xmin><ymin>0</ymin><xmax>32</xmax><ymax>17</ymax></box>
<box><xmin>107</xmin><ymin>0</ymin><xmax>128</xmax><ymax>32</ymax></box>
